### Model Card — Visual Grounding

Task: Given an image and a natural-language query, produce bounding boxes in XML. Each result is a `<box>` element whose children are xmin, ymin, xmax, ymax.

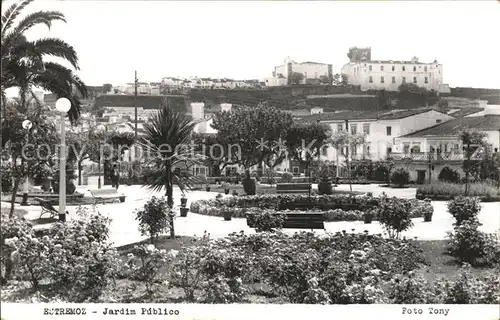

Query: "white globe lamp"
<box><xmin>55</xmin><ymin>97</ymin><xmax>71</xmax><ymax>113</ymax></box>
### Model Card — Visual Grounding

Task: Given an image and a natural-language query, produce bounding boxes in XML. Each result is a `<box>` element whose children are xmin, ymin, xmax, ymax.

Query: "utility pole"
<box><xmin>134</xmin><ymin>70</ymin><xmax>138</xmax><ymax>138</ymax></box>
<box><xmin>130</xmin><ymin>71</ymin><xmax>138</xmax><ymax>184</ymax></box>
<box><xmin>345</xmin><ymin>119</ymin><xmax>352</xmax><ymax>193</ymax></box>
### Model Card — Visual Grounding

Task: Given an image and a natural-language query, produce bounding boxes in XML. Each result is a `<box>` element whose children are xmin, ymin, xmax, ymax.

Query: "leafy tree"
<box><xmin>332</xmin><ymin>73</ymin><xmax>348</xmax><ymax>86</ymax></box>
<box><xmin>286</xmin><ymin>122</ymin><xmax>331</xmax><ymax>190</ymax></box>
<box><xmin>192</xmin><ymin>132</ymin><xmax>226</xmax><ymax>177</ymax></box>
<box><xmin>1</xmin><ymin>0</ymin><xmax>88</xmax><ymax>123</ymax></box>
<box><xmin>211</xmin><ymin>105</ymin><xmax>293</xmax><ymax>176</ymax></box>
<box><xmin>459</xmin><ymin>129</ymin><xmax>487</xmax><ymax>195</ymax></box>
<box><xmin>2</xmin><ymin>96</ymin><xmax>58</xmax><ymax>216</ymax></box>
<box><xmin>289</xmin><ymin>72</ymin><xmax>304</xmax><ymax>85</ymax></box>
<box><xmin>139</xmin><ymin>105</ymin><xmax>203</xmax><ymax>237</ymax></box>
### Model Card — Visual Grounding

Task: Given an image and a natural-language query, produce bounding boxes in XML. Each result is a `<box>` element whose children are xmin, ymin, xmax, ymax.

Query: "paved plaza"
<box><xmin>3</xmin><ymin>184</ymin><xmax>499</xmax><ymax>247</ymax></box>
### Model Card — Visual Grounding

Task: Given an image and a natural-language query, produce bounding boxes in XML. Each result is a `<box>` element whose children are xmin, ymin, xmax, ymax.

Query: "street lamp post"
<box><xmin>96</xmin><ymin>124</ymin><xmax>106</xmax><ymax>189</ymax></box>
<box><xmin>56</xmin><ymin>98</ymin><xmax>71</xmax><ymax>222</ymax></box>
<box><xmin>20</xmin><ymin>120</ymin><xmax>33</xmax><ymax>206</ymax></box>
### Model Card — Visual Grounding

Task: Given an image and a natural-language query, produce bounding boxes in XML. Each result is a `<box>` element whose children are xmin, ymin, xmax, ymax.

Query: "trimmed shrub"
<box><xmin>135</xmin><ymin>196</ymin><xmax>171</xmax><ymax>244</ymax></box>
<box><xmin>246</xmin><ymin>209</ymin><xmax>286</xmax><ymax>232</ymax></box>
<box><xmin>242</xmin><ymin>178</ymin><xmax>256</xmax><ymax>196</ymax></box>
<box><xmin>372</xmin><ymin>196</ymin><xmax>414</xmax><ymax>239</ymax></box>
<box><xmin>417</xmin><ymin>181</ymin><xmax>500</xmax><ymax>198</ymax></box>
<box><xmin>390</xmin><ymin>168</ymin><xmax>410</xmax><ymax>187</ymax></box>
<box><xmin>438</xmin><ymin>166</ymin><xmax>460</xmax><ymax>183</ymax></box>
<box><xmin>447</xmin><ymin>196</ymin><xmax>481</xmax><ymax>226</ymax></box>
<box><xmin>281</xmin><ymin>172</ymin><xmax>293</xmax><ymax>183</ymax></box>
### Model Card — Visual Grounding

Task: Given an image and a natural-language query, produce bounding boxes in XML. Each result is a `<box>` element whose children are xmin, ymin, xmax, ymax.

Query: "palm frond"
<box><xmin>8</xmin><ymin>10</ymin><xmax>66</xmax><ymax>36</ymax></box>
<box><xmin>1</xmin><ymin>0</ymin><xmax>34</xmax><ymax>36</ymax></box>
<box><xmin>12</xmin><ymin>37</ymin><xmax>79</xmax><ymax>69</ymax></box>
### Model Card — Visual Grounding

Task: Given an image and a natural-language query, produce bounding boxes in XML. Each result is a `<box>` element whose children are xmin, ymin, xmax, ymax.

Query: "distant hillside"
<box><xmin>449</xmin><ymin>87</ymin><xmax>500</xmax><ymax>104</ymax></box>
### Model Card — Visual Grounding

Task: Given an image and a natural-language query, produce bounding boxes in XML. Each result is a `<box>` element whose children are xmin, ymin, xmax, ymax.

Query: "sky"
<box><xmin>6</xmin><ymin>0</ymin><xmax>500</xmax><ymax>88</ymax></box>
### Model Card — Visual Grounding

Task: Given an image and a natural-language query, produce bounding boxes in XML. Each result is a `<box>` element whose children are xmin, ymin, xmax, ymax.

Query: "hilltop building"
<box><xmin>265</xmin><ymin>57</ymin><xmax>333</xmax><ymax>86</ymax></box>
<box><xmin>341</xmin><ymin>47</ymin><xmax>450</xmax><ymax>93</ymax></box>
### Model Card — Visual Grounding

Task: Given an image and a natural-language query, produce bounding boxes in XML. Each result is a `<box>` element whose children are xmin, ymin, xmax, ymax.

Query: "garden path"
<box><xmin>4</xmin><ymin>184</ymin><xmax>499</xmax><ymax>247</ymax></box>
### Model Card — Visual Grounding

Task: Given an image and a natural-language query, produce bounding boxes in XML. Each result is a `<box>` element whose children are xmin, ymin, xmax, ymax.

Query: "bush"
<box><xmin>372</xmin><ymin>196</ymin><xmax>414</xmax><ymax>239</ymax></box>
<box><xmin>7</xmin><ymin>207</ymin><xmax>120</xmax><ymax>301</ymax></box>
<box><xmin>1</xmin><ymin>162</ymin><xmax>13</xmax><ymax>193</ymax></box>
<box><xmin>323</xmin><ymin>209</ymin><xmax>363</xmax><ymax>221</ymax></box>
<box><xmin>446</xmin><ymin>220</ymin><xmax>500</xmax><ymax>266</ymax></box>
<box><xmin>246</xmin><ymin>209</ymin><xmax>286</xmax><ymax>232</ymax></box>
<box><xmin>438</xmin><ymin>166</ymin><xmax>460</xmax><ymax>183</ymax></box>
<box><xmin>373</xmin><ymin>163</ymin><xmax>390</xmax><ymax>181</ymax></box>
<box><xmin>123</xmin><ymin>244</ymin><xmax>174</xmax><ymax>292</ymax></box>
<box><xmin>390</xmin><ymin>168</ymin><xmax>410</xmax><ymax>187</ymax></box>
<box><xmin>281</xmin><ymin>172</ymin><xmax>293</xmax><ymax>183</ymax></box>
<box><xmin>447</xmin><ymin>196</ymin><xmax>481</xmax><ymax>225</ymax></box>
<box><xmin>388</xmin><ymin>272</ymin><xmax>434</xmax><ymax>303</ymax></box>
<box><xmin>135</xmin><ymin>196</ymin><xmax>171</xmax><ymax>243</ymax></box>
<box><xmin>432</xmin><ymin>266</ymin><xmax>500</xmax><ymax>304</ymax></box>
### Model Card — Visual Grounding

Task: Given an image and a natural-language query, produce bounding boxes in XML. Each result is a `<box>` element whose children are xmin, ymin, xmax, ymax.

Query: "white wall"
<box><xmin>342</xmin><ymin>61</ymin><xmax>444</xmax><ymax>92</ymax></box>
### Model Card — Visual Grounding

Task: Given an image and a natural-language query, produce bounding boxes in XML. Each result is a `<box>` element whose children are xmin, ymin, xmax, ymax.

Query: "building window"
<box><xmin>350</xmin><ymin>124</ymin><xmax>358</xmax><ymax>134</ymax></box>
<box><xmin>413</xmin><ymin>76</ymin><xmax>417</xmax><ymax>83</ymax></box>
<box><xmin>351</xmin><ymin>146</ymin><xmax>357</xmax><ymax>156</ymax></box>
<box><xmin>453</xmin><ymin>144</ymin><xmax>460</xmax><ymax>153</ymax></box>
<box><xmin>363</xmin><ymin>123</ymin><xmax>370</xmax><ymax>135</ymax></box>
<box><xmin>386</xmin><ymin>126</ymin><xmax>392</xmax><ymax>136</ymax></box>
<box><xmin>369</xmin><ymin>76</ymin><xmax>373</xmax><ymax>83</ymax></box>
<box><xmin>386</xmin><ymin>147</ymin><xmax>392</xmax><ymax>156</ymax></box>
<box><xmin>413</xmin><ymin>66</ymin><xmax>416</xmax><ymax>71</ymax></box>
<box><xmin>402</xmin><ymin>66</ymin><xmax>406</xmax><ymax>71</ymax></box>
<box><xmin>292</xmin><ymin>167</ymin><xmax>299</xmax><ymax>174</ymax></box>
<box><xmin>403</xmin><ymin>144</ymin><xmax>410</xmax><ymax>154</ymax></box>
<box><xmin>425</xmin><ymin>77</ymin><xmax>429</xmax><ymax>84</ymax></box>
<box><xmin>402</xmin><ymin>77</ymin><xmax>406</xmax><ymax>83</ymax></box>
<box><xmin>337</xmin><ymin>124</ymin><xmax>343</xmax><ymax>132</ymax></box>
<box><xmin>392</xmin><ymin>76</ymin><xmax>396</xmax><ymax>83</ymax></box>
<box><xmin>392</xmin><ymin>66</ymin><xmax>395</xmax><ymax>71</ymax></box>
<box><xmin>322</xmin><ymin>146</ymin><xmax>328</xmax><ymax>156</ymax></box>
<box><xmin>424</xmin><ymin>66</ymin><xmax>428</xmax><ymax>72</ymax></box>
<box><xmin>380</xmin><ymin>65</ymin><xmax>384</xmax><ymax>71</ymax></box>
<box><xmin>369</xmin><ymin>65</ymin><xmax>372</xmax><ymax>71</ymax></box>
<box><xmin>380</xmin><ymin>76</ymin><xmax>385</xmax><ymax>83</ymax></box>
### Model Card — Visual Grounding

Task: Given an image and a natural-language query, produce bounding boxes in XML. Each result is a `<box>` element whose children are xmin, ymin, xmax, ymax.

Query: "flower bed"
<box><xmin>190</xmin><ymin>194</ymin><xmax>380</xmax><ymax>213</ymax></box>
<box><xmin>190</xmin><ymin>196</ymin><xmax>433</xmax><ymax>222</ymax></box>
<box><xmin>416</xmin><ymin>182</ymin><xmax>500</xmax><ymax>201</ymax></box>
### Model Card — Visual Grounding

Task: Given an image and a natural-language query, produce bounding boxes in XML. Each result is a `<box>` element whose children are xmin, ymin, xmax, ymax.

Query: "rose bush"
<box><xmin>447</xmin><ymin>196</ymin><xmax>482</xmax><ymax>226</ymax></box>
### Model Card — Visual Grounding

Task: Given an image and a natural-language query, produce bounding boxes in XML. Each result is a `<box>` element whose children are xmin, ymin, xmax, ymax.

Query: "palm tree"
<box><xmin>1</xmin><ymin>0</ymin><xmax>87</xmax><ymax>123</ymax></box>
<box><xmin>140</xmin><ymin>105</ymin><xmax>204</xmax><ymax>207</ymax></box>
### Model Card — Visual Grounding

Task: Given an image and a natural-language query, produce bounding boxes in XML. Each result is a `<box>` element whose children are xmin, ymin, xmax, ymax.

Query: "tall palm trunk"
<box><xmin>165</xmin><ymin>159</ymin><xmax>175</xmax><ymax>239</ymax></box>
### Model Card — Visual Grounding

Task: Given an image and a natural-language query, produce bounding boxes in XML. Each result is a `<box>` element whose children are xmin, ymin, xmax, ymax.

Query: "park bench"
<box><xmin>276</xmin><ymin>183</ymin><xmax>311</xmax><ymax>194</ymax></box>
<box><xmin>247</xmin><ymin>212</ymin><xmax>325</xmax><ymax>230</ymax></box>
<box><xmin>33</xmin><ymin>197</ymin><xmax>59</xmax><ymax>219</ymax></box>
<box><xmin>88</xmin><ymin>188</ymin><xmax>125</xmax><ymax>205</ymax></box>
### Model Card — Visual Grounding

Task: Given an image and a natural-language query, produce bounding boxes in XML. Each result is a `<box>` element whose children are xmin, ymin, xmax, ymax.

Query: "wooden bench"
<box><xmin>276</xmin><ymin>183</ymin><xmax>311</xmax><ymax>194</ymax></box>
<box><xmin>88</xmin><ymin>189</ymin><xmax>125</xmax><ymax>205</ymax></box>
<box><xmin>33</xmin><ymin>197</ymin><xmax>59</xmax><ymax>219</ymax></box>
<box><xmin>247</xmin><ymin>212</ymin><xmax>325</xmax><ymax>230</ymax></box>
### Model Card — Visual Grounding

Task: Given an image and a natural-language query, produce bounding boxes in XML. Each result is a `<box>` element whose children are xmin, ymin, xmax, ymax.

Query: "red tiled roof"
<box><xmin>401</xmin><ymin>115</ymin><xmax>500</xmax><ymax>138</ymax></box>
